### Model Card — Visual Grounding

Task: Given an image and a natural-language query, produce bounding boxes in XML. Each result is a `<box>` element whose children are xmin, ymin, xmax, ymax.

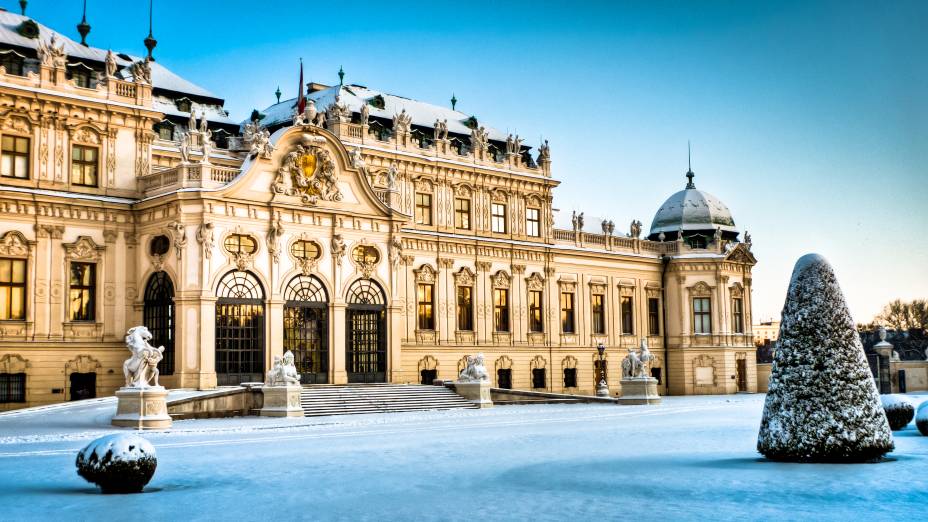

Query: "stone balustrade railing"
<box><xmin>551</xmin><ymin>228</ymin><xmax>680</xmax><ymax>256</ymax></box>
<box><xmin>326</xmin><ymin>121</ymin><xmax>551</xmax><ymax>177</ymax></box>
<box><xmin>0</xmin><ymin>65</ymin><xmax>152</xmax><ymax>106</ymax></box>
<box><xmin>139</xmin><ymin>163</ymin><xmax>241</xmax><ymax>196</ymax></box>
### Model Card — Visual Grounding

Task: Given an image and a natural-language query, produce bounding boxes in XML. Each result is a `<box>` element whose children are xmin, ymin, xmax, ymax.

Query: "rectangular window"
<box><xmin>69</xmin><ymin>262</ymin><xmax>96</xmax><ymax>321</ymax></box>
<box><xmin>1</xmin><ymin>135</ymin><xmax>29</xmax><ymax>179</ymax></box>
<box><xmin>733</xmin><ymin>297</ymin><xmax>744</xmax><ymax>334</ymax></box>
<box><xmin>491</xmin><ymin>203</ymin><xmax>507</xmax><ymax>233</ymax></box>
<box><xmin>526</xmin><ymin>208</ymin><xmax>540</xmax><ymax>237</ymax></box>
<box><xmin>158</xmin><ymin>125</ymin><xmax>174</xmax><ymax>141</ymax></box>
<box><xmin>457</xmin><ymin>286</ymin><xmax>473</xmax><ymax>331</ymax></box>
<box><xmin>415</xmin><ymin>193</ymin><xmax>432</xmax><ymax>225</ymax></box>
<box><xmin>0</xmin><ymin>54</ymin><xmax>24</xmax><ymax>76</ymax></box>
<box><xmin>71</xmin><ymin>145</ymin><xmax>98</xmax><ymax>187</ymax></box>
<box><xmin>454</xmin><ymin>198</ymin><xmax>471</xmax><ymax>230</ymax></box>
<box><xmin>693</xmin><ymin>297</ymin><xmax>712</xmax><ymax>334</ymax></box>
<box><xmin>528</xmin><ymin>289</ymin><xmax>543</xmax><ymax>332</ymax></box>
<box><xmin>494</xmin><ymin>288</ymin><xmax>509</xmax><ymax>332</ymax></box>
<box><xmin>621</xmin><ymin>296</ymin><xmax>634</xmax><ymax>335</ymax></box>
<box><xmin>497</xmin><ymin>368</ymin><xmax>512</xmax><ymax>389</ymax></box>
<box><xmin>532</xmin><ymin>368</ymin><xmax>546</xmax><ymax>389</ymax></box>
<box><xmin>560</xmin><ymin>292</ymin><xmax>575</xmax><ymax>333</ymax></box>
<box><xmin>0</xmin><ymin>373</ymin><xmax>26</xmax><ymax>403</ymax></box>
<box><xmin>417</xmin><ymin>283</ymin><xmax>434</xmax><ymax>330</ymax></box>
<box><xmin>648</xmin><ymin>297</ymin><xmax>661</xmax><ymax>336</ymax></box>
<box><xmin>592</xmin><ymin>293</ymin><xmax>605</xmax><ymax>334</ymax></box>
<box><xmin>70</xmin><ymin>69</ymin><xmax>92</xmax><ymax>88</ymax></box>
<box><xmin>0</xmin><ymin>258</ymin><xmax>26</xmax><ymax>320</ymax></box>
<box><xmin>563</xmin><ymin>367</ymin><xmax>578</xmax><ymax>388</ymax></box>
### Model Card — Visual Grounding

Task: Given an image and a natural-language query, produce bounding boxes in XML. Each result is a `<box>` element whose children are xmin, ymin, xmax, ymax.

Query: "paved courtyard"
<box><xmin>1</xmin><ymin>394</ymin><xmax>926</xmax><ymax>521</ymax></box>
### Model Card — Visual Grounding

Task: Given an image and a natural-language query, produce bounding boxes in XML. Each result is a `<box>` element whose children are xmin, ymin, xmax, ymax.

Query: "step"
<box><xmin>297</xmin><ymin>384</ymin><xmax>476</xmax><ymax>417</ymax></box>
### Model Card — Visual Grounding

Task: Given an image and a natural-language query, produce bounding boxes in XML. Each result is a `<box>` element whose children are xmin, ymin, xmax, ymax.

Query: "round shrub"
<box><xmin>917</xmin><ymin>401</ymin><xmax>928</xmax><ymax>437</ymax></box>
<box><xmin>76</xmin><ymin>433</ymin><xmax>157</xmax><ymax>494</ymax></box>
<box><xmin>880</xmin><ymin>395</ymin><xmax>915</xmax><ymax>431</ymax></box>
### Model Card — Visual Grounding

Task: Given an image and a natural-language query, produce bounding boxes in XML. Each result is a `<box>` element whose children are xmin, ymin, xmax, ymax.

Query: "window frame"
<box><xmin>456</xmin><ymin>285</ymin><xmax>474</xmax><ymax>331</ymax></box>
<box><xmin>591</xmin><ymin>293</ymin><xmax>606</xmax><ymax>335</ymax></box>
<box><xmin>732</xmin><ymin>297</ymin><xmax>744</xmax><ymax>334</ymax></box>
<box><xmin>648</xmin><ymin>297</ymin><xmax>661</xmax><ymax>336</ymax></box>
<box><xmin>416</xmin><ymin>283</ymin><xmax>435</xmax><ymax>331</ymax></box>
<box><xmin>693</xmin><ymin>297</ymin><xmax>712</xmax><ymax>334</ymax></box>
<box><xmin>415</xmin><ymin>192</ymin><xmax>433</xmax><ymax>226</ymax></box>
<box><xmin>0</xmin><ymin>257</ymin><xmax>27</xmax><ymax>321</ymax></box>
<box><xmin>563</xmin><ymin>367</ymin><xmax>578</xmax><ymax>389</ymax></box>
<box><xmin>621</xmin><ymin>295</ymin><xmax>634</xmax><ymax>335</ymax></box>
<box><xmin>528</xmin><ymin>289</ymin><xmax>543</xmax><ymax>333</ymax></box>
<box><xmin>70</xmin><ymin>144</ymin><xmax>99</xmax><ymax>187</ymax></box>
<box><xmin>493</xmin><ymin>288</ymin><xmax>510</xmax><ymax>332</ymax></box>
<box><xmin>560</xmin><ymin>291</ymin><xmax>575</xmax><ymax>334</ymax></box>
<box><xmin>1</xmin><ymin>135</ymin><xmax>30</xmax><ymax>179</ymax></box>
<box><xmin>454</xmin><ymin>197</ymin><xmax>471</xmax><ymax>230</ymax></box>
<box><xmin>0</xmin><ymin>372</ymin><xmax>26</xmax><ymax>403</ymax></box>
<box><xmin>68</xmin><ymin>262</ymin><xmax>96</xmax><ymax>322</ymax></box>
<box><xmin>224</xmin><ymin>234</ymin><xmax>257</xmax><ymax>255</ymax></box>
<box><xmin>491</xmin><ymin>203</ymin><xmax>507</xmax><ymax>234</ymax></box>
<box><xmin>525</xmin><ymin>207</ymin><xmax>540</xmax><ymax>237</ymax></box>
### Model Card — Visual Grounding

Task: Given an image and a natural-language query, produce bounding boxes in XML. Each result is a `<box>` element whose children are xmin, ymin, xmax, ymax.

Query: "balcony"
<box><xmin>138</xmin><ymin>163</ymin><xmax>241</xmax><ymax>197</ymax></box>
<box><xmin>0</xmin><ymin>64</ymin><xmax>152</xmax><ymax>107</ymax></box>
<box><xmin>551</xmin><ymin>228</ymin><xmax>679</xmax><ymax>256</ymax></box>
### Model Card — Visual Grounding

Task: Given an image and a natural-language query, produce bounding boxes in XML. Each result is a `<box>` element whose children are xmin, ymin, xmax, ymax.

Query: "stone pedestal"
<box><xmin>259</xmin><ymin>385</ymin><xmax>304</xmax><ymax>417</ymax></box>
<box><xmin>618</xmin><ymin>377</ymin><xmax>662</xmax><ymax>405</ymax></box>
<box><xmin>596</xmin><ymin>379</ymin><xmax>610</xmax><ymax>397</ymax></box>
<box><xmin>454</xmin><ymin>381</ymin><xmax>493</xmax><ymax>408</ymax></box>
<box><xmin>111</xmin><ymin>387</ymin><xmax>172</xmax><ymax>429</ymax></box>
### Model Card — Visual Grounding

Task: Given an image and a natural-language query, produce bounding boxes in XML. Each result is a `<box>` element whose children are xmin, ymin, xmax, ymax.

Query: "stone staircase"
<box><xmin>299</xmin><ymin>384</ymin><xmax>477</xmax><ymax>417</ymax></box>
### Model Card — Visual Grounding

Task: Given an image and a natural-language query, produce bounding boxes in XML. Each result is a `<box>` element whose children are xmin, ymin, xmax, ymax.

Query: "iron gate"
<box><xmin>345</xmin><ymin>279</ymin><xmax>387</xmax><ymax>383</ymax></box>
<box><xmin>283</xmin><ymin>275</ymin><xmax>329</xmax><ymax>384</ymax></box>
<box><xmin>215</xmin><ymin>271</ymin><xmax>265</xmax><ymax>385</ymax></box>
<box><xmin>143</xmin><ymin>272</ymin><xmax>175</xmax><ymax>375</ymax></box>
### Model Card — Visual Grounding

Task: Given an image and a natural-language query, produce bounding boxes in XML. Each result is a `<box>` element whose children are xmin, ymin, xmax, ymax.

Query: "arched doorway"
<box><xmin>345</xmin><ymin>279</ymin><xmax>386</xmax><ymax>383</ymax></box>
<box><xmin>283</xmin><ymin>275</ymin><xmax>329</xmax><ymax>384</ymax></box>
<box><xmin>143</xmin><ymin>272</ymin><xmax>175</xmax><ymax>376</ymax></box>
<box><xmin>215</xmin><ymin>271</ymin><xmax>265</xmax><ymax>385</ymax></box>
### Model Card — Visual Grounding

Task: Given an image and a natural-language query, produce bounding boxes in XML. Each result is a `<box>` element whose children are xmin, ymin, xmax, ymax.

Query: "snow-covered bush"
<box><xmin>880</xmin><ymin>395</ymin><xmax>914</xmax><ymax>430</ymax></box>
<box><xmin>76</xmin><ymin>433</ymin><xmax>157</xmax><ymax>493</ymax></box>
<box><xmin>917</xmin><ymin>402</ymin><xmax>928</xmax><ymax>436</ymax></box>
<box><xmin>757</xmin><ymin>254</ymin><xmax>893</xmax><ymax>462</ymax></box>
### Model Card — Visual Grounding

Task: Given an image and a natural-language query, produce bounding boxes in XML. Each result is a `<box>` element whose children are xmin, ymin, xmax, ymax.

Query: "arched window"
<box><xmin>345</xmin><ymin>279</ymin><xmax>386</xmax><ymax>383</ymax></box>
<box><xmin>215</xmin><ymin>271</ymin><xmax>265</xmax><ymax>385</ymax></box>
<box><xmin>283</xmin><ymin>275</ymin><xmax>329</xmax><ymax>384</ymax></box>
<box><xmin>143</xmin><ymin>272</ymin><xmax>175</xmax><ymax>375</ymax></box>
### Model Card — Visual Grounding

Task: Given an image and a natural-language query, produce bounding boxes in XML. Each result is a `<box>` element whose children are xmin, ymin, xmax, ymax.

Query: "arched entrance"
<box><xmin>283</xmin><ymin>275</ymin><xmax>329</xmax><ymax>384</ymax></box>
<box><xmin>215</xmin><ymin>271</ymin><xmax>265</xmax><ymax>385</ymax></box>
<box><xmin>143</xmin><ymin>272</ymin><xmax>175</xmax><ymax>376</ymax></box>
<box><xmin>345</xmin><ymin>279</ymin><xmax>386</xmax><ymax>383</ymax></box>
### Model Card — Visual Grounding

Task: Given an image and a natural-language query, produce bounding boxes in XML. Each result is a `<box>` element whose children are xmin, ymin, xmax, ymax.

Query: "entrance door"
<box><xmin>345</xmin><ymin>279</ymin><xmax>387</xmax><ymax>383</ymax></box>
<box><xmin>215</xmin><ymin>271</ymin><xmax>266</xmax><ymax>386</ymax></box>
<box><xmin>69</xmin><ymin>372</ymin><xmax>96</xmax><ymax>401</ymax></box>
<box><xmin>736</xmin><ymin>358</ymin><xmax>747</xmax><ymax>392</ymax></box>
<box><xmin>144</xmin><ymin>272</ymin><xmax>175</xmax><ymax>376</ymax></box>
<box><xmin>283</xmin><ymin>275</ymin><xmax>329</xmax><ymax>384</ymax></box>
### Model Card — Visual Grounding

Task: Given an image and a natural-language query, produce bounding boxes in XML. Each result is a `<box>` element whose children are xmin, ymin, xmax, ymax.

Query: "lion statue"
<box><xmin>458</xmin><ymin>353</ymin><xmax>489</xmax><ymax>383</ymax></box>
<box><xmin>123</xmin><ymin>326</ymin><xmax>165</xmax><ymax>388</ymax></box>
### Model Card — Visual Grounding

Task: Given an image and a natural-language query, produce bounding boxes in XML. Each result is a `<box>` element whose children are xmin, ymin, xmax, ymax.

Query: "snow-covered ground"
<box><xmin>1</xmin><ymin>393</ymin><xmax>927</xmax><ymax>521</ymax></box>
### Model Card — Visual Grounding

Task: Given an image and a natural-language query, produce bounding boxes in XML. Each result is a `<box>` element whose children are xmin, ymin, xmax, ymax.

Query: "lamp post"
<box><xmin>596</xmin><ymin>343</ymin><xmax>609</xmax><ymax>397</ymax></box>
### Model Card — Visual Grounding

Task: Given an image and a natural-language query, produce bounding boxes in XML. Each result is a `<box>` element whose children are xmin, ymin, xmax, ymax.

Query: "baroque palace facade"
<box><xmin>0</xmin><ymin>11</ymin><xmax>757</xmax><ymax>410</ymax></box>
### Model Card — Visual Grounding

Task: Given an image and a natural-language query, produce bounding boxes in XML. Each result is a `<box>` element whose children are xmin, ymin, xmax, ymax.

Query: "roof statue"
<box><xmin>104</xmin><ymin>49</ymin><xmax>117</xmax><ymax>78</ymax></box>
<box><xmin>393</xmin><ymin>109</ymin><xmax>412</xmax><ymax>133</ymax></box>
<box><xmin>199</xmin><ymin>111</ymin><xmax>208</xmax><ymax>133</ymax></box>
<box><xmin>538</xmin><ymin>139</ymin><xmax>550</xmax><ymax>162</ymax></box>
<box><xmin>629</xmin><ymin>220</ymin><xmax>642</xmax><ymax>239</ymax></box>
<box><xmin>36</xmin><ymin>34</ymin><xmax>67</xmax><ymax>68</ymax></box>
<box><xmin>129</xmin><ymin>58</ymin><xmax>151</xmax><ymax>85</ymax></box>
<box><xmin>360</xmin><ymin>103</ymin><xmax>369</xmax><ymax>125</ymax></box>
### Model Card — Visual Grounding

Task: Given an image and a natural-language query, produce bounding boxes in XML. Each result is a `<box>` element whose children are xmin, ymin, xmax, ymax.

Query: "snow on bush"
<box><xmin>916</xmin><ymin>402</ymin><xmax>928</xmax><ymax>436</ymax></box>
<box><xmin>757</xmin><ymin>254</ymin><xmax>893</xmax><ymax>462</ymax></box>
<box><xmin>880</xmin><ymin>395</ymin><xmax>914</xmax><ymax>431</ymax></box>
<box><xmin>76</xmin><ymin>433</ymin><xmax>157</xmax><ymax>493</ymax></box>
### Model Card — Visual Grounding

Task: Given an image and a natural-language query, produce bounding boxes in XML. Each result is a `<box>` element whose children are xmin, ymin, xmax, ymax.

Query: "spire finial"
<box><xmin>19</xmin><ymin>1</ymin><xmax>27</xmax><ymax>16</ymax></box>
<box><xmin>77</xmin><ymin>0</ymin><xmax>91</xmax><ymax>46</ymax></box>
<box><xmin>338</xmin><ymin>65</ymin><xmax>344</xmax><ymax>86</ymax></box>
<box><xmin>685</xmin><ymin>140</ymin><xmax>695</xmax><ymax>189</ymax></box>
<box><xmin>275</xmin><ymin>85</ymin><xmax>281</xmax><ymax>103</ymax></box>
<box><xmin>144</xmin><ymin>0</ymin><xmax>157</xmax><ymax>61</ymax></box>
<box><xmin>451</xmin><ymin>93</ymin><xmax>457</xmax><ymax>111</ymax></box>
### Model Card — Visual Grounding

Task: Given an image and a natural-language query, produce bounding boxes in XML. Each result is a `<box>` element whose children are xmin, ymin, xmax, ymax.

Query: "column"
<box><xmin>331</xmin><ymin>301</ymin><xmax>347</xmax><ymax>384</ymax></box>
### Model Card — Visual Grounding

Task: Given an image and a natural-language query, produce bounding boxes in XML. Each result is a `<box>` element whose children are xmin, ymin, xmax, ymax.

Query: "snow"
<box><xmin>1</xmin><ymin>394</ymin><xmax>928</xmax><ymax>520</ymax></box>
<box><xmin>77</xmin><ymin>433</ymin><xmax>156</xmax><ymax>466</ymax></box>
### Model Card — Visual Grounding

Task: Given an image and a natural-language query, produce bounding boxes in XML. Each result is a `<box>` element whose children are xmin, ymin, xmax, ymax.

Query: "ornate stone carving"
<box><xmin>492</xmin><ymin>270</ymin><xmax>511</xmax><ymax>289</ymax></box>
<box><xmin>418</xmin><ymin>355</ymin><xmax>438</xmax><ymax>373</ymax></box>
<box><xmin>122</xmin><ymin>326</ymin><xmax>164</xmax><ymax>389</ymax></box>
<box><xmin>458</xmin><ymin>353</ymin><xmax>489</xmax><ymax>383</ymax></box>
<box><xmin>66</xmin><ymin>354</ymin><xmax>101</xmax><ymax>374</ymax></box>
<box><xmin>414</xmin><ymin>264</ymin><xmax>437</xmax><ymax>284</ymax></box>
<box><xmin>331</xmin><ymin>234</ymin><xmax>346</xmax><ymax>266</ymax></box>
<box><xmin>129</xmin><ymin>58</ymin><xmax>152</xmax><ymax>85</ymax></box>
<box><xmin>629</xmin><ymin>220</ymin><xmax>642</xmax><ymax>239</ymax></box>
<box><xmin>266</xmin><ymin>214</ymin><xmax>284</xmax><ymax>264</ymax></box>
<box><xmin>0</xmin><ymin>354</ymin><xmax>30</xmax><ymax>373</ymax></box>
<box><xmin>511</xmin><ymin>264</ymin><xmax>525</xmax><ymax>275</ymax></box>
<box><xmin>0</xmin><ymin>231</ymin><xmax>31</xmax><ymax>257</ymax></box>
<box><xmin>392</xmin><ymin>109</ymin><xmax>412</xmax><ymax>133</ymax></box>
<box><xmin>196</xmin><ymin>222</ymin><xmax>214</xmax><ymax>260</ymax></box>
<box><xmin>389</xmin><ymin>236</ymin><xmax>403</xmax><ymax>268</ymax></box>
<box><xmin>454</xmin><ymin>267</ymin><xmax>475</xmax><ymax>287</ymax></box>
<box><xmin>243</xmin><ymin>122</ymin><xmax>274</xmax><ymax>159</ymax></box>
<box><xmin>273</xmin><ymin>134</ymin><xmax>342</xmax><ymax>205</ymax></box>
<box><xmin>265</xmin><ymin>350</ymin><xmax>301</xmax><ymax>386</ymax></box>
<box><xmin>525</xmin><ymin>272</ymin><xmax>544</xmax><ymax>291</ymax></box>
<box><xmin>475</xmin><ymin>261</ymin><xmax>492</xmax><ymax>273</ymax></box>
<box><xmin>37</xmin><ymin>35</ymin><xmax>67</xmax><ymax>68</ymax></box>
<box><xmin>688</xmin><ymin>281</ymin><xmax>712</xmax><ymax>297</ymax></box>
<box><xmin>166</xmin><ymin>221</ymin><xmax>186</xmax><ymax>260</ymax></box>
<box><xmin>63</xmin><ymin>236</ymin><xmax>103</xmax><ymax>261</ymax></box>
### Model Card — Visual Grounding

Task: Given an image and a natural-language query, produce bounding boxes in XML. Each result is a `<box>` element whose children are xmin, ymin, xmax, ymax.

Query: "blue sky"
<box><xmin>17</xmin><ymin>0</ymin><xmax>927</xmax><ymax>323</ymax></box>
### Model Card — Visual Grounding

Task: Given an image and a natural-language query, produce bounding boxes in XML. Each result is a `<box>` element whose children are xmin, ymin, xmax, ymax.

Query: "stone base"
<box><xmin>596</xmin><ymin>380</ymin><xmax>610</xmax><ymax>397</ymax></box>
<box><xmin>618</xmin><ymin>378</ymin><xmax>662</xmax><ymax>405</ymax></box>
<box><xmin>454</xmin><ymin>381</ymin><xmax>493</xmax><ymax>408</ymax></box>
<box><xmin>259</xmin><ymin>385</ymin><xmax>304</xmax><ymax>417</ymax></box>
<box><xmin>111</xmin><ymin>387</ymin><xmax>173</xmax><ymax>429</ymax></box>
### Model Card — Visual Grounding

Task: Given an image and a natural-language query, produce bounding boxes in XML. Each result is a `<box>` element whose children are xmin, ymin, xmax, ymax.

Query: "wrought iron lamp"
<box><xmin>596</xmin><ymin>343</ymin><xmax>609</xmax><ymax>397</ymax></box>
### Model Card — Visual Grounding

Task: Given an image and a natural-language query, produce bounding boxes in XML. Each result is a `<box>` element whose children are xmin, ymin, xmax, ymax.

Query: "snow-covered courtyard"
<box><xmin>1</xmin><ymin>393</ymin><xmax>927</xmax><ymax>521</ymax></box>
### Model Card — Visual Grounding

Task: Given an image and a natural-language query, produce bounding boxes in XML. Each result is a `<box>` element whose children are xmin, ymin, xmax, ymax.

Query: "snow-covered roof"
<box><xmin>0</xmin><ymin>10</ymin><xmax>220</xmax><ymax>100</ymax></box>
<box><xmin>152</xmin><ymin>96</ymin><xmax>237</xmax><ymax>127</ymax></box>
<box><xmin>258</xmin><ymin>84</ymin><xmax>514</xmax><ymax>144</ymax></box>
<box><xmin>648</xmin><ymin>172</ymin><xmax>738</xmax><ymax>236</ymax></box>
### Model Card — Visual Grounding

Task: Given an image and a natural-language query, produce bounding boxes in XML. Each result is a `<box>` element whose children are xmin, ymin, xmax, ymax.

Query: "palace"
<box><xmin>0</xmin><ymin>9</ymin><xmax>757</xmax><ymax>410</ymax></box>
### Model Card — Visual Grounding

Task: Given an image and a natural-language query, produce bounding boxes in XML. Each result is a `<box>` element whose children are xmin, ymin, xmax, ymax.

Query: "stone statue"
<box><xmin>458</xmin><ymin>353</ymin><xmax>489</xmax><ymax>383</ymax></box>
<box><xmin>249</xmin><ymin>127</ymin><xmax>274</xmax><ymax>159</ymax></box>
<box><xmin>439</xmin><ymin>119</ymin><xmax>449</xmax><ymax>140</ymax></box>
<box><xmin>188</xmin><ymin>110</ymin><xmax>197</xmax><ymax>133</ymax></box>
<box><xmin>178</xmin><ymin>132</ymin><xmax>190</xmax><ymax>163</ymax></box>
<box><xmin>267</xmin><ymin>215</ymin><xmax>284</xmax><ymax>264</ymax></box>
<box><xmin>677</xmin><ymin>226</ymin><xmax>685</xmax><ymax>243</ymax></box>
<box><xmin>360</xmin><ymin>103</ymin><xmax>370</xmax><ymax>125</ymax></box>
<box><xmin>199</xmin><ymin>112</ymin><xmax>208</xmax><ymax>134</ymax></box>
<box><xmin>122</xmin><ymin>326</ymin><xmax>164</xmax><ymax>389</ymax></box>
<box><xmin>349</xmin><ymin>147</ymin><xmax>365</xmax><ymax>169</ymax></box>
<box><xmin>434</xmin><ymin>119</ymin><xmax>441</xmax><ymax>141</ymax></box>
<box><xmin>385</xmin><ymin>162</ymin><xmax>398</xmax><ymax>190</ymax></box>
<box><xmin>577</xmin><ymin>212</ymin><xmax>585</xmax><ymax>231</ymax></box>
<box><xmin>658</xmin><ymin>231</ymin><xmax>666</xmax><ymax>242</ymax></box>
<box><xmin>200</xmin><ymin>130</ymin><xmax>212</xmax><ymax>164</ymax></box>
<box><xmin>314</xmin><ymin>111</ymin><xmax>326</xmax><ymax>128</ymax></box>
<box><xmin>265</xmin><ymin>350</ymin><xmax>301</xmax><ymax>386</ymax></box>
<box><xmin>129</xmin><ymin>58</ymin><xmax>151</xmax><ymax>85</ymax></box>
<box><xmin>513</xmin><ymin>135</ymin><xmax>523</xmax><ymax>154</ymax></box>
<box><xmin>538</xmin><ymin>139</ymin><xmax>550</xmax><ymax>162</ymax></box>
<box><xmin>195</xmin><ymin>222</ymin><xmax>214</xmax><ymax>259</ymax></box>
<box><xmin>389</xmin><ymin>236</ymin><xmax>403</xmax><ymax>267</ymax></box>
<box><xmin>744</xmin><ymin>230</ymin><xmax>752</xmax><ymax>246</ymax></box>
<box><xmin>621</xmin><ymin>347</ymin><xmax>641</xmax><ymax>379</ymax></box>
<box><xmin>713</xmin><ymin>226</ymin><xmax>722</xmax><ymax>243</ymax></box>
<box><xmin>638</xmin><ymin>339</ymin><xmax>654</xmax><ymax>377</ymax></box>
<box><xmin>506</xmin><ymin>134</ymin><xmax>514</xmax><ymax>154</ymax></box>
<box><xmin>393</xmin><ymin>109</ymin><xmax>412</xmax><ymax>133</ymax></box>
<box><xmin>104</xmin><ymin>50</ymin><xmax>117</xmax><ymax>78</ymax></box>
<box><xmin>629</xmin><ymin>220</ymin><xmax>642</xmax><ymax>239</ymax></box>
<box><xmin>37</xmin><ymin>35</ymin><xmax>67</xmax><ymax>68</ymax></box>
<box><xmin>292</xmin><ymin>105</ymin><xmax>306</xmax><ymax>126</ymax></box>
<box><xmin>331</xmin><ymin>234</ymin><xmax>346</xmax><ymax>266</ymax></box>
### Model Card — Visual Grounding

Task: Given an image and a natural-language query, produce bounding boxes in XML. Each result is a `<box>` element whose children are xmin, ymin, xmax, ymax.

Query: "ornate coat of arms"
<box><xmin>273</xmin><ymin>134</ymin><xmax>343</xmax><ymax>205</ymax></box>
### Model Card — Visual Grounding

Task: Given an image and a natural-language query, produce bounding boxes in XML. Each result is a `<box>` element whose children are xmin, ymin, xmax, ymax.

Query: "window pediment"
<box><xmin>63</xmin><ymin>236</ymin><xmax>104</xmax><ymax>261</ymax></box>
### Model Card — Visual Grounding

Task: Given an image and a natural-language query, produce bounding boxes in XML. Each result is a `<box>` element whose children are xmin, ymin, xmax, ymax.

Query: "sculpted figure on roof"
<box><xmin>393</xmin><ymin>109</ymin><xmax>412</xmax><ymax>133</ymax></box>
<box><xmin>129</xmin><ymin>58</ymin><xmax>151</xmax><ymax>85</ymax></box>
<box><xmin>37</xmin><ymin>35</ymin><xmax>67</xmax><ymax>68</ymax></box>
<box><xmin>104</xmin><ymin>50</ymin><xmax>118</xmax><ymax>78</ymax></box>
<box><xmin>360</xmin><ymin>103</ymin><xmax>370</xmax><ymax>125</ymax></box>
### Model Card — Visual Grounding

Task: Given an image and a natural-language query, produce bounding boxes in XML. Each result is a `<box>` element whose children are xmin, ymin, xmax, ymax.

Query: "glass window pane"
<box><xmin>15</xmin><ymin>138</ymin><xmax>28</xmax><ymax>153</ymax></box>
<box><xmin>1</xmin><ymin>156</ymin><xmax>11</xmax><ymax>177</ymax></box>
<box><xmin>0</xmin><ymin>259</ymin><xmax>9</xmax><ymax>282</ymax></box>
<box><xmin>1</xmin><ymin>136</ymin><xmax>11</xmax><ymax>150</ymax></box>
<box><xmin>0</xmin><ymin>288</ymin><xmax>8</xmax><ymax>319</ymax></box>
<box><xmin>10</xmin><ymin>287</ymin><xmax>23</xmax><ymax>319</ymax></box>
<box><xmin>11</xmin><ymin>260</ymin><xmax>24</xmax><ymax>283</ymax></box>
<box><xmin>14</xmin><ymin>156</ymin><xmax>27</xmax><ymax>177</ymax></box>
<box><xmin>72</xmin><ymin>146</ymin><xmax>82</xmax><ymax>161</ymax></box>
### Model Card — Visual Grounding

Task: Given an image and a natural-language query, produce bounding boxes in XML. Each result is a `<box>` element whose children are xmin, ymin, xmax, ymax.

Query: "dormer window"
<box><xmin>175</xmin><ymin>98</ymin><xmax>193</xmax><ymax>113</ymax></box>
<box><xmin>154</xmin><ymin>120</ymin><xmax>175</xmax><ymax>141</ymax></box>
<box><xmin>67</xmin><ymin>63</ymin><xmax>95</xmax><ymax>89</ymax></box>
<box><xmin>0</xmin><ymin>50</ymin><xmax>25</xmax><ymax>76</ymax></box>
<box><xmin>367</xmin><ymin>95</ymin><xmax>385</xmax><ymax>110</ymax></box>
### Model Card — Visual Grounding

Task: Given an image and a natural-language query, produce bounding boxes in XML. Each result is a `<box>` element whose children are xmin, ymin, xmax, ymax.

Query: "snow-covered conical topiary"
<box><xmin>757</xmin><ymin>254</ymin><xmax>893</xmax><ymax>462</ymax></box>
